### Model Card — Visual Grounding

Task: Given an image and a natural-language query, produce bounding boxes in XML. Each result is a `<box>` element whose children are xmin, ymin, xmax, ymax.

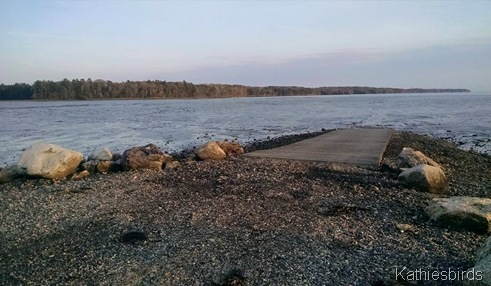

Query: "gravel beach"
<box><xmin>1</xmin><ymin>130</ymin><xmax>490</xmax><ymax>285</ymax></box>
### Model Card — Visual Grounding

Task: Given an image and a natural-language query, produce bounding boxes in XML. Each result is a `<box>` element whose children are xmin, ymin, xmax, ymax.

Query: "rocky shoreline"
<box><xmin>1</xmin><ymin>130</ymin><xmax>490</xmax><ymax>285</ymax></box>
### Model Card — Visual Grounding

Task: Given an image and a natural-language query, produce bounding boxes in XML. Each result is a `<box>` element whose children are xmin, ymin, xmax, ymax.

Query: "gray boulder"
<box><xmin>397</xmin><ymin>147</ymin><xmax>442</xmax><ymax>169</ymax></box>
<box><xmin>88</xmin><ymin>148</ymin><xmax>113</xmax><ymax>162</ymax></box>
<box><xmin>196</xmin><ymin>141</ymin><xmax>226</xmax><ymax>160</ymax></box>
<box><xmin>82</xmin><ymin>161</ymin><xmax>98</xmax><ymax>173</ymax></box>
<box><xmin>120</xmin><ymin>144</ymin><xmax>166</xmax><ymax>171</ymax></box>
<box><xmin>18</xmin><ymin>142</ymin><xmax>83</xmax><ymax>180</ymax></box>
<box><xmin>465</xmin><ymin>236</ymin><xmax>491</xmax><ymax>285</ymax></box>
<box><xmin>426</xmin><ymin>197</ymin><xmax>491</xmax><ymax>234</ymax></box>
<box><xmin>398</xmin><ymin>164</ymin><xmax>448</xmax><ymax>193</ymax></box>
<box><xmin>0</xmin><ymin>164</ymin><xmax>27</xmax><ymax>183</ymax></box>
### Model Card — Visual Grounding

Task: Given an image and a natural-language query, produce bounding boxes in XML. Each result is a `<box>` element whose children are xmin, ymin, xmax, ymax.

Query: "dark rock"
<box><xmin>0</xmin><ymin>164</ymin><xmax>26</xmax><ymax>184</ymax></box>
<box><xmin>112</xmin><ymin>153</ymin><xmax>122</xmax><ymax>161</ymax></box>
<box><xmin>81</xmin><ymin>161</ymin><xmax>98</xmax><ymax>173</ymax></box>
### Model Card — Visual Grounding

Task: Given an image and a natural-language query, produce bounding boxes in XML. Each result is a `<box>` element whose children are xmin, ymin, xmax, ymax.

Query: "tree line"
<box><xmin>0</xmin><ymin>79</ymin><xmax>470</xmax><ymax>100</ymax></box>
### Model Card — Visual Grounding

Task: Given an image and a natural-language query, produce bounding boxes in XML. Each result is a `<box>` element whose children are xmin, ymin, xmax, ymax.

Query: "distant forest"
<box><xmin>0</xmin><ymin>79</ymin><xmax>470</xmax><ymax>100</ymax></box>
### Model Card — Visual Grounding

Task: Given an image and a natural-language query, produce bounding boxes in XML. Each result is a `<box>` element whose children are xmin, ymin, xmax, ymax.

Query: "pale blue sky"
<box><xmin>1</xmin><ymin>1</ymin><xmax>490</xmax><ymax>91</ymax></box>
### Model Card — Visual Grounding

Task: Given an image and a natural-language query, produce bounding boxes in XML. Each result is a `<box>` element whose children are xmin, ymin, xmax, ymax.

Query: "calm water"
<box><xmin>0</xmin><ymin>92</ymin><xmax>490</xmax><ymax>165</ymax></box>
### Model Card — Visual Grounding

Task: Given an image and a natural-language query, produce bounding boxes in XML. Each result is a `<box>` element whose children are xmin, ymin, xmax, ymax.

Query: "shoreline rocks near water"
<box><xmin>1</xmin><ymin>129</ymin><xmax>490</xmax><ymax>285</ymax></box>
<box><xmin>2</xmin><ymin>131</ymin><xmax>489</xmax><ymax>237</ymax></box>
<box><xmin>0</xmin><ymin>139</ymin><xmax>247</xmax><ymax>184</ymax></box>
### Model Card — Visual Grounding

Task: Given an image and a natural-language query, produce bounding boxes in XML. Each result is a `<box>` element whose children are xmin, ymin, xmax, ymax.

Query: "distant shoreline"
<box><xmin>0</xmin><ymin>79</ymin><xmax>470</xmax><ymax>101</ymax></box>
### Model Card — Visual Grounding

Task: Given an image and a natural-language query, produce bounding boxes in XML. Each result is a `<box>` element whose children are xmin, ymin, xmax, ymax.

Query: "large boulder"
<box><xmin>195</xmin><ymin>142</ymin><xmax>226</xmax><ymax>160</ymax></box>
<box><xmin>398</xmin><ymin>164</ymin><xmax>448</xmax><ymax>193</ymax></box>
<box><xmin>18</xmin><ymin>142</ymin><xmax>83</xmax><ymax>180</ymax></box>
<box><xmin>120</xmin><ymin>144</ymin><xmax>166</xmax><ymax>171</ymax></box>
<box><xmin>465</xmin><ymin>236</ymin><xmax>491</xmax><ymax>285</ymax></box>
<box><xmin>0</xmin><ymin>164</ymin><xmax>27</xmax><ymax>183</ymax></box>
<box><xmin>426</xmin><ymin>197</ymin><xmax>491</xmax><ymax>234</ymax></box>
<box><xmin>88</xmin><ymin>148</ymin><xmax>113</xmax><ymax>162</ymax></box>
<box><xmin>397</xmin><ymin>147</ymin><xmax>442</xmax><ymax>169</ymax></box>
<box><xmin>217</xmin><ymin>141</ymin><xmax>245</xmax><ymax>156</ymax></box>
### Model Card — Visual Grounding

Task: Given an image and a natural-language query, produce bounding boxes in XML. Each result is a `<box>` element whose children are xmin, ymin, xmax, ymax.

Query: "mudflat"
<box><xmin>1</xmin><ymin>131</ymin><xmax>490</xmax><ymax>285</ymax></box>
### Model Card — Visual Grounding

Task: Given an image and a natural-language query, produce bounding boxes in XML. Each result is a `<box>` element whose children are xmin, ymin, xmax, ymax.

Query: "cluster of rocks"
<box><xmin>395</xmin><ymin>147</ymin><xmax>490</xmax><ymax>284</ymax></box>
<box><xmin>0</xmin><ymin>140</ymin><xmax>245</xmax><ymax>184</ymax></box>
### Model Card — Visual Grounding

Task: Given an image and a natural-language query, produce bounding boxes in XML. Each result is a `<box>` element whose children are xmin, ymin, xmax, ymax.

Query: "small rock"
<box><xmin>398</xmin><ymin>164</ymin><xmax>448</xmax><ymax>193</ymax></box>
<box><xmin>195</xmin><ymin>141</ymin><xmax>226</xmax><ymax>160</ymax></box>
<box><xmin>72</xmin><ymin>170</ymin><xmax>90</xmax><ymax>180</ymax></box>
<box><xmin>88</xmin><ymin>148</ymin><xmax>113</xmax><ymax>162</ymax></box>
<box><xmin>397</xmin><ymin>147</ymin><xmax>442</xmax><ymax>169</ymax></box>
<box><xmin>426</xmin><ymin>197</ymin><xmax>491</xmax><ymax>234</ymax></box>
<box><xmin>164</xmin><ymin>161</ymin><xmax>180</xmax><ymax>170</ymax></box>
<box><xmin>82</xmin><ymin>161</ymin><xmax>98</xmax><ymax>173</ymax></box>
<box><xmin>217</xmin><ymin>141</ymin><xmax>245</xmax><ymax>156</ymax></box>
<box><xmin>96</xmin><ymin>161</ymin><xmax>113</xmax><ymax>173</ymax></box>
<box><xmin>396</xmin><ymin>223</ymin><xmax>415</xmax><ymax>233</ymax></box>
<box><xmin>112</xmin><ymin>153</ymin><xmax>122</xmax><ymax>161</ymax></box>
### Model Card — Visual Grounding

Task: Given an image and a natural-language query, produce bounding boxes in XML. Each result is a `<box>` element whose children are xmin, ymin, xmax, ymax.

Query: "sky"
<box><xmin>1</xmin><ymin>1</ymin><xmax>490</xmax><ymax>91</ymax></box>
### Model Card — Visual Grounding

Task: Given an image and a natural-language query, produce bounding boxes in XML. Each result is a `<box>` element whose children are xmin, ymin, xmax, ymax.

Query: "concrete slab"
<box><xmin>244</xmin><ymin>129</ymin><xmax>392</xmax><ymax>168</ymax></box>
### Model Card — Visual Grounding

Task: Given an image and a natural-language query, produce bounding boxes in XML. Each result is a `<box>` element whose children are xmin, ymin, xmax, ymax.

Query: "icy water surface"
<box><xmin>0</xmin><ymin>92</ymin><xmax>490</xmax><ymax>165</ymax></box>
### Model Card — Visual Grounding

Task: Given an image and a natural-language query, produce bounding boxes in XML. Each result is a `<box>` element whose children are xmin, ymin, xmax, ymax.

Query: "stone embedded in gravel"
<box><xmin>397</xmin><ymin>147</ymin><xmax>442</xmax><ymax>169</ymax></box>
<box><xmin>164</xmin><ymin>161</ymin><xmax>180</xmax><ymax>170</ymax></box>
<box><xmin>88</xmin><ymin>148</ymin><xmax>113</xmax><ymax>162</ymax></box>
<box><xmin>18</xmin><ymin>142</ymin><xmax>83</xmax><ymax>180</ymax></box>
<box><xmin>465</xmin><ymin>236</ymin><xmax>491</xmax><ymax>285</ymax></box>
<box><xmin>120</xmin><ymin>144</ymin><xmax>166</xmax><ymax>171</ymax></box>
<box><xmin>71</xmin><ymin>170</ymin><xmax>90</xmax><ymax>181</ymax></box>
<box><xmin>398</xmin><ymin>164</ymin><xmax>448</xmax><ymax>193</ymax></box>
<box><xmin>426</xmin><ymin>197</ymin><xmax>491</xmax><ymax>234</ymax></box>
<box><xmin>0</xmin><ymin>164</ymin><xmax>26</xmax><ymax>184</ymax></box>
<box><xmin>217</xmin><ymin>141</ymin><xmax>245</xmax><ymax>156</ymax></box>
<box><xmin>396</xmin><ymin>223</ymin><xmax>416</xmax><ymax>233</ymax></box>
<box><xmin>195</xmin><ymin>141</ymin><xmax>226</xmax><ymax>160</ymax></box>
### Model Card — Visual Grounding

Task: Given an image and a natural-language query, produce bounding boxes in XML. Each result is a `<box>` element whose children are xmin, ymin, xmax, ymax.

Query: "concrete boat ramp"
<box><xmin>244</xmin><ymin>129</ymin><xmax>392</xmax><ymax>168</ymax></box>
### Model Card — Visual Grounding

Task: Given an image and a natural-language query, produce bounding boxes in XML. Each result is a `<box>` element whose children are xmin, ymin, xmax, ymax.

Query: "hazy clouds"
<box><xmin>1</xmin><ymin>1</ymin><xmax>490</xmax><ymax>91</ymax></box>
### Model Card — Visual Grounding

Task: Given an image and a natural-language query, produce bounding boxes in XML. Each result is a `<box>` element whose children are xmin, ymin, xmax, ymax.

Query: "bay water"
<box><xmin>0</xmin><ymin>92</ymin><xmax>489</xmax><ymax>165</ymax></box>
